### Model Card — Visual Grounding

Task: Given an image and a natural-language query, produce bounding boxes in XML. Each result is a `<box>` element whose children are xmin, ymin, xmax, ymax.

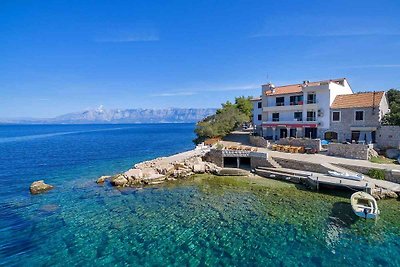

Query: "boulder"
<box><xmin>156</xmin><ymin>163</ymin><xmax>175</xmax><ymax>175</ymax></box>
<box><xmin>141</xmin><ymin>168</ymin><xmax>159</xmax><ymax>178</ymax></box>
<box><xmin>124</xmin><ymin>168</ymin><xmax>143</xmax><ymax>179</ymax></box>
<box><xmin>110</xmin><ymin>174</ymin><xmax>128</xmax><ymax>187</ymax></box>
<box><xmin>96</xmin><ymin>175</ymin><xmax>111</xmax><ymax>184</ymax></box>
<box><xmin>193</xmin><ymin>163</ymin><xmax>206</xmax><ymax>174</ymax></box>
<box><xmin>30</xmin><ymin>180</ymin><xmax>54</xmax><ymax>194</ymax></box>
<box><xmin>385</xmin><ymin>148</ymin><xmax>400</xmax><ymax>159</ymax></box>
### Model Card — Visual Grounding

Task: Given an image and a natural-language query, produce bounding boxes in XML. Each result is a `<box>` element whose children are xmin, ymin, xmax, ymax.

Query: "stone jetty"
<box><xmin>105</xmin><ymin>149</ymin><xmax>221</xmax><ymax>187</ymax></box>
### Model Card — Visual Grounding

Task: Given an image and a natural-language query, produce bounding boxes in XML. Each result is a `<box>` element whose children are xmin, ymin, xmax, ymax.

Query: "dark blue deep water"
<box><xmin>0</xmin><ymin>124</ymin><xmax>399</xmax><ymax>266</ymax></box>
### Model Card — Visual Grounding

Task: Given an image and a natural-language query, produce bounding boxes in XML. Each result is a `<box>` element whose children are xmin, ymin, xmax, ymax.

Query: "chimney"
<box><xmin>303</xmin><ymin>80</ymin><xmax>309</xmax><ymax>87</ymax></box>
<box><xmin>263</xmin><ymin>83</ymin><xmax>276</xmax><ymax>94</ymax></box>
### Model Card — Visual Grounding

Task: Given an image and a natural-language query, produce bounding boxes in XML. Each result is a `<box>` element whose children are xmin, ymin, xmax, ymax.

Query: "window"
<box><xmin>355</xmin><ymin>111</ymin><xmax>364</xmax><ymax>121</ymax></box>
<box><xmin>332</xmin><ymin>111</ymin><xmax>341</xmax><ymax>122</ymax></box>
<box><xmin>257</xmin><ymin>114</ymin><xmax>262</xmax><ymax>121</ymax></box>
<box><xmin>276</xmin><ymin>97</ymin><xmax>285</xmax><ymax>106</ymax></box>
<box><xmin>290</xmin><ymin>95</ymin><xmax>303</xmax><ymax>105</ymax></box>
<box><xmin>272</xmin><ymin>113</ymin><xmax>279</xmax><ymax>122</ymax></box>
<box><xmin>306</xmin><ymin>111</ymin><xmax>316</xmax><ymax>121</ymax></box>
<box><xmin>307</xmin><ymin>93</ymin><xmax>316</xmax><ymax>104</ymax></box>
<box><xmin>294</xmin><ymin>112</ymin><xmax>303</xmax><ymax>121</ymax></box>
<box><xmin>257</xmin><ymin>102</ymin><xmax>262</xmax><ymax>109</ymax></box>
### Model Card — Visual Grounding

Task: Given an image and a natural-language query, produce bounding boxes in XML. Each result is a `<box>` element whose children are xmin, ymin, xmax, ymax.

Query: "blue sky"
<box><xmin>1</xmin><ymin>0</ymin><xmax>400</xmax><ymax>118</ymax></box>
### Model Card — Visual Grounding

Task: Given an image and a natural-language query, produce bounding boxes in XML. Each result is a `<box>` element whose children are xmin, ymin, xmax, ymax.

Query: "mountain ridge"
<box><xmin>0</xmin><ymin>107</ymin><xmax>217</xmax><ymax>124</ymax></box>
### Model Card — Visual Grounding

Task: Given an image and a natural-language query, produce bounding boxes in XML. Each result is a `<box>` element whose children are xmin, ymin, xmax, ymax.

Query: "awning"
<box><xmin>262</xmin><ymin>123</ymin><xmax>318</xmax><ymax>128</ymax></box>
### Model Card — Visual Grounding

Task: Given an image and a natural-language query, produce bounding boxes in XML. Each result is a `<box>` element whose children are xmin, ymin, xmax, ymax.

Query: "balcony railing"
<box><xmin>272</xmin><ymin>118</ymin><xmax>279</xmax><ymax>122</ymax></box>
<box><xmin>306</xmin><ymin>117</ymin><xmax>316</xmax><ymax>121</ymax></box>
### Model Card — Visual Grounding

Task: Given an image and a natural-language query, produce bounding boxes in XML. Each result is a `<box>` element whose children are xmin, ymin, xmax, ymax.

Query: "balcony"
<box><xmin>263</xmin><ymin>103</ymin><xmax>303</xmax><ymax>112</ymax></box>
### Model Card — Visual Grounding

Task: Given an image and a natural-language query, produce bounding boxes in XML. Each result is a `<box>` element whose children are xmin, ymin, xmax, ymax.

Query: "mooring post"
<box><xmin>236</xmin><ymin>157</ymin><xmax>240</xmax><ymax>168</ymax></box>
<box><xmin>316</xmin><ymin>176</ymin><xmax>319</xmax><ymax>191</ymax></box>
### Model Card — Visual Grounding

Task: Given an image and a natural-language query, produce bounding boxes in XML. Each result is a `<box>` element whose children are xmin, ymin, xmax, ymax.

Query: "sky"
<box><xmin>1</xmin><ymin>0</ymin><xmax>400</xmax><ymax>118</ymax></box>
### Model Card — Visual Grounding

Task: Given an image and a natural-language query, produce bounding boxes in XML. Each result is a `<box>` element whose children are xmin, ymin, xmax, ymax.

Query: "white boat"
<box><xmin>350</xmin><ymin>191</ymin><xmax>380</xmax><ymax>219</ymax></box>
<box><xmin>328</xmin><ymin>171</ymin><xmax>364</xmax><ymax>181</ymax></box>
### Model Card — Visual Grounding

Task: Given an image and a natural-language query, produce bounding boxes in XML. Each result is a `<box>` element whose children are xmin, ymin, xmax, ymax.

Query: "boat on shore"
<box><xmin>328</xmin><ymin>170</ymin><xmax>364</xmax><ymax>181</ymax></box>
<box><xmin>350</xmin><ymin>191</ymin><xmax>380</xmax><ymax>219</ymax></box>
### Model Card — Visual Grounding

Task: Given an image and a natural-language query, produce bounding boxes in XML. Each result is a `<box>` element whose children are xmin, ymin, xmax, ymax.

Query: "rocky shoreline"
<box><xmin>98</xmin><ymin>149</ymin><xmax>222</xmax><ymax>187</ymax></box>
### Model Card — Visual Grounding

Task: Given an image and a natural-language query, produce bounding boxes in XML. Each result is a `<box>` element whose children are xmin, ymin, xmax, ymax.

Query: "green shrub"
<box><xmin>367</xmin><ymin>168</ymin><xmax>386</xmax><ymax>180</ymax></box>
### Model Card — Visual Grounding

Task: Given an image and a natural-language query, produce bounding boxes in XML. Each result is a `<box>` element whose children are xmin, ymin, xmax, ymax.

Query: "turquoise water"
<box><xmin>0</xmin><ymin>124</ymin><xmax>399</xmax><ymax>266</ymax></box>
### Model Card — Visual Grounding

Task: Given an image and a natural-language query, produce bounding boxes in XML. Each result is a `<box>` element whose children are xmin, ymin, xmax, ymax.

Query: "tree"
<box><xmin>382</xmin><ymin>89</ymin><xmax>400</xmax><ymax>126</ymax></box>
<box><xmin>235</xmin><ymin>96</ymin><xmax>253</xmax><ymax>119</ymax></box>
<box><xmin>193</xmin><ymin>97</ymin><xmax>252</xmax><ymax>144</ymax></box>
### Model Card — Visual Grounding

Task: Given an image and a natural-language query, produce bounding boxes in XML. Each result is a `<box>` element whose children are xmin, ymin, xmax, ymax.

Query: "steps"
<box><xmin>267</xmin><ymin>157</ymin><xmax>281</xmax><ymax>168</ymax></box>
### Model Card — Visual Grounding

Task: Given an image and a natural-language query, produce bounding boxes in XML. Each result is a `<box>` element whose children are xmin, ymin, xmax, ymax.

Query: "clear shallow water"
<box><xmin>0</xmin><ymin>124</ymin><xmax>399</xmax><ymax>266</ymax></box>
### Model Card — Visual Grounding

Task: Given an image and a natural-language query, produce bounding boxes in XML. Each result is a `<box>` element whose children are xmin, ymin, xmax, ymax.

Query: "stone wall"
<box><xmin>250</xmin><ymin>153</ymin><xmax>270</xmax><ymax>169</ymax></box>
<box><xmin>376</xmin><ymin>126</ymin><xmax>400</xmax><ymax>149</ymax></box>
<box><xmin>249</xmin><ymin>135</ymin><xmax>270</xmax><ymax>148</ymax></box>
<box><xmin>329</xmin><ymin>107</ymin><xmax>381</xmax><ymax>143</ymax></box>
<box><xmin>272</xmin><ymin>157</ymin><xmax>331</xmax><ymax>174</ymax></box>
<box><xmin>276</xmin><ymin>138</ymin><xmax>322</xmax><ymax>152</ymax></box>
<box><xmin>205</xmin><ymin>149</ymin><xmax>223</xmax><ymax>167</ymax></box>
<box><xmin>327</xmin><ymin>143</ymin><xmax>370</xmax><ymax>160</ymax></box>
<box><xmin>333</xmin><ymin>163</ymin><xmax>400</xmax><ymax>184</ymax></box>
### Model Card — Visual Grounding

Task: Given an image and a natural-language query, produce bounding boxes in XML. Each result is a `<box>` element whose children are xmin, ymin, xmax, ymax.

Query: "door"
<box><xmin>305</xmin><ymin>128</ymin><xmax>317</xmax><ymax>139</ymax></box>
<box><xmin>280</xmin><ymin>128</ymin><xmax>288</xmax><ymax>138</ymax></box>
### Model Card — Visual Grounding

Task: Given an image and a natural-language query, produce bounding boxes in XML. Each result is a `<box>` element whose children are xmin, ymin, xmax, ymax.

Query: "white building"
<box><xmin>259</xmin><ymin>78</ymin><xmax>353</xmax><ymax>140</ymax></box>
<box><xmin>251</xmin><ymin>97</ymin><xmax>262</xmax><ymax>134</ymax></box>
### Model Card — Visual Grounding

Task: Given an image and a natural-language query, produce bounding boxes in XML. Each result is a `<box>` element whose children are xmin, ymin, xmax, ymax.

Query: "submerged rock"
<box><xmin>30</xmin><ymin>180</ymin><xmax>54</xmax><ymax>194</ymax></box>
<box><xmin>110</xmin><ymin>174</ymin><xmax>129</xmax><ymax>187</ymax></box>
<box><xmin>96</xmin><ymin>176</ymin><xmax>111</xmax><ymax>184</ymax></box>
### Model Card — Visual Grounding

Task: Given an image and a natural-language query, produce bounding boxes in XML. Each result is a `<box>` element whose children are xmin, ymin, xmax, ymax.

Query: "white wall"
<box><xmin>252</xmin><ymin>100</ymin><xmax>262</xmax><ymax>126</ymax></box>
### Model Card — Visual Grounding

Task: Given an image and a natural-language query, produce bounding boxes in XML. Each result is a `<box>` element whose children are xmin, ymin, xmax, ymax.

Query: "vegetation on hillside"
<box><xmin>193</xmin><ymin>96</ymin><xmax>252</xmax><ymax>144</ymax></box>
<box><xmin>382</xmin><ymin>88</ymin><xmax>400</xmax><ymax>126</ymax></box>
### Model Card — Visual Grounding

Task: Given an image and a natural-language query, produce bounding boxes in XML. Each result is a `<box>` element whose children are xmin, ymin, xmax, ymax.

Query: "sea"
<box><xmin>0</xmin><ymin>124</ymin><xmax>399</xmax><ymax>266</ymax></box>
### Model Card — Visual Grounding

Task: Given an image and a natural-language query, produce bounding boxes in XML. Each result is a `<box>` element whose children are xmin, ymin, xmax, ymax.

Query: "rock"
<box><xmin>156</xmin><ymin>163</ymin><xmax>175</xmax><ymax>175</ymax></box>
<box><xmin>193</xmin><ymin>163</ymin><xmax>206</xmax><ymax>174</ymax></box>
<box><xmin>372</xmin><ymin>189</ymin><xmax>398</xmax><ymax>200</ymax></box>
<box><xmin>96</xmin><ymin>175</ymin><xmax>111</xmax><ymax>184</ymax></box>
<box><xmin>124</xmin><ymin>169</ymin><xmax>143</xmax><ymax>179</ymax></box>
<box><xmin>141</xmin><ymin>168</ymin><xmax>158</xmax><ymax>178</ymax></box>
<box><xmin>174</xmin><ymin>162</ymin><xmax>186</xmax><ymax>169</ymax></box>
<box><xmin>385</xmin><ymin>148</ymin><xmax>400</xmax><ymax>159</ymax></box>
<box><xmin>110</xmin><ymin>174</ymin><xmax>128</xmax><ymax>187</ymax></box>
<box><xmin>30</xmin><ymin>180</ymin><xmax>54</xmax><ymax>194</ymax></box>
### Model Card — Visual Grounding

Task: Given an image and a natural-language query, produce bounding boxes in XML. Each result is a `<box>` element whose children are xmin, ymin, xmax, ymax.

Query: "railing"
<box><xmin>272</xmin><ymin>118</ymin><xmax>279</xmax><ymax>122</ymax></box>
<box><xmin>306</xmin><ymin>117</ymin><xmax>316</xmax><ymax>121</ymax></box>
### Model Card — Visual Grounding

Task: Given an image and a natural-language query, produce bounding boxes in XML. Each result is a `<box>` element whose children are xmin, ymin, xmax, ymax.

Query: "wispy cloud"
<box><xmin>250</xmin><ymin>17</ymin><xmax>400</xmax><ymax>38</ymax></box>
<box><xmin>151</xmin><ymin>84</ymin><xmax>260</xmax><ymax>97</ymax></box>
<box><xmin>151</xmin><ymin>92</ymin><xmax>197</xmax><ymax>97</ymax></box>
<box><xmin>340</xmin><ymin>64</ymin><xmax>400</xmax><ymax>69</ymax></box>
<box><xmin>95</xmin><ymin>33</ymin><xmax>159</xmax><ymax>43</ymax></box>
<box><xmin>95</xmin><ymin>24</ymin><xmax>159</xmax><ymax>43</ymax></box>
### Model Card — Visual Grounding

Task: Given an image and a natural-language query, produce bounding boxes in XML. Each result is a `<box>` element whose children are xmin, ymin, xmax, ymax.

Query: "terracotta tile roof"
<box><xmin>331</xmin><ymin>91</ymin><xmax>385</xmax><ymax>109</ymax></box>
<box><xmin>263</xmin><ymin>78</ymin><xmax>346</xmax><ymax>96</ymax></box>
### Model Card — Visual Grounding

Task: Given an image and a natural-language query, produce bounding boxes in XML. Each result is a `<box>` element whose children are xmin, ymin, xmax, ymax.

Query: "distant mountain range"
<box><xmin>0</xmin><ymin>107</ymin><xmax>217</xmax><ymax>124</ymax></box>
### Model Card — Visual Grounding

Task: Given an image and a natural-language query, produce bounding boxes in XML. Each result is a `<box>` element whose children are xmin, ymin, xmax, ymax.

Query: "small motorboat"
<box><xmin>351</xmin><ymin>191</ymin><xmax>380</xmax><ymax>219</ymax></box>
<box><xmin>328</xmin><ymin>171</ymin><xmax>364</xmax><ymax>181</ymax></box>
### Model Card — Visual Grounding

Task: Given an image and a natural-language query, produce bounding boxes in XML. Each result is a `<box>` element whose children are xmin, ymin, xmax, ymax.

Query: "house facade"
<box><xmin>328</xmin><ymin>91</ymin><xmax>389</xmax><ymax>144</ymax></box>
<box><xmin>258</xmin><ymin>78</ymin><xmax>353</xmax><ymax>140</ymax></box>
<box><xmin>251</xmin><ymin>97</ymin><xmax>262</xmax><ymax>134</ymax></box>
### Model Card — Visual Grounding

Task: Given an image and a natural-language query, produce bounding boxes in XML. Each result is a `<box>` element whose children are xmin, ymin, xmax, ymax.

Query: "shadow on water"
<box><xmin>328</xmin><ymin>201</ymin><xmax>359</xmax><ymax>228</ymax></box>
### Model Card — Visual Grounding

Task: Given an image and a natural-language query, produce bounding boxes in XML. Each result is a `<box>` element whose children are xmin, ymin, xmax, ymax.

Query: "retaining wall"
<box><xmin>276</xmin><ymin>138</ymin><xmax>322</xmax><ymax>152</ymax></box>
<box><xmin>376</xmin><ymin>126</ymin><xmax>400</xmax><ymax>149</ymax></box>
<box><xmin>272</xmin><ymin>157</ymin><xmax>330</xmax><ymax>174</ymax></box>
<box><xmin>249</xmin><ymin>135</ymin><xmax>270</xmax><ymax>148</ymax></box>
<box><xmin>327</xmin><ymin>143</ymin><xmax>370</xmax><ymax>160</ymax></box>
